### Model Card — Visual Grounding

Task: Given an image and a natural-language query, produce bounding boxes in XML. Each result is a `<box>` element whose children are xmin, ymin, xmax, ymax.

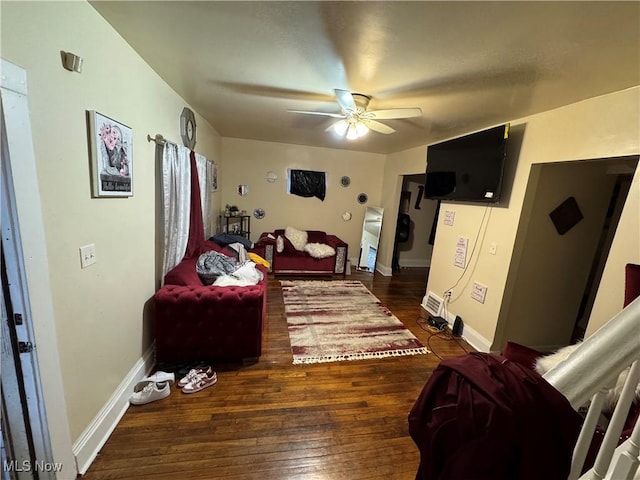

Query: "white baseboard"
<box><xmin>376</xmin><ymin>263</ymin><xmax>393</xmax><ymax>276</ymax></box>
<box><xmin>458</xmin><ymin>324</ymin><xmax>492</xmax><ymax>353</ymax></box>
<box><xmin>431</xmin><ymin>308</ymin><xmax>491</xmax><ymax>353</ymax></box>
<box><xmin>73</xmin><ymin>344</ymin><xmax>155</xmax><ymax>474</ymax></box>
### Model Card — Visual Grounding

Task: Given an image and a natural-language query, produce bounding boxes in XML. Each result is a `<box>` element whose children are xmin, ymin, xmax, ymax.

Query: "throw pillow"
<box><xmin>276</xmin><ymin>235</ymin><xmax>284</xmax><ymax>253</ymax></box>
<box><xmin>304</xmin><ymin>242</ymin><xmax>336</xmax><ymax>259</ymax></box>
<box><xmin>285</xmin><ymin>226</ymin><xmax>308</xmax><ymax>251</ymax></box>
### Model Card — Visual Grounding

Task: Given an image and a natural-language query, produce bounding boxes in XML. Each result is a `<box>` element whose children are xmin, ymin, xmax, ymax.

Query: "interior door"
<box><xmin>1</xmin><ymin>78</ymin><xmax>55</xmax><ymax>480</ymax></box>
<box><xmin>2</xmin><ymin>248</ymin><xmax>37</xmax><ymax>480</ymax></box>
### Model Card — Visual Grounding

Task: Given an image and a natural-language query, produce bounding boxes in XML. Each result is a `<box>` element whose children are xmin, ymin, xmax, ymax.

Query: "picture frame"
<box><xmin>211</xmin><ymin>162</ymin><xmax>218</xmax><ymax>192</ymax></box>
<box><xmin>88</xmin><ymin>110</ymin><xmax>133</xmax><ymax>197</ymax></box>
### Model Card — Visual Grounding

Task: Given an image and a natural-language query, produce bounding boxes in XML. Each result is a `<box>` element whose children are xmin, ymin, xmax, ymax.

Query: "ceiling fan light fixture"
<box><xmin>355</xmin><ymin>122</ymin><xmax>369</xmax><ymax>137</ymax></box>
<box><xmin>346</xmin><ymin>124</ymin><xmax>359</xmax><ymax>140</ymax></box>
<box><xmin>333</xmin><ymin>119</ymin><xmax>349</xmax><ymax>136</ymax></box>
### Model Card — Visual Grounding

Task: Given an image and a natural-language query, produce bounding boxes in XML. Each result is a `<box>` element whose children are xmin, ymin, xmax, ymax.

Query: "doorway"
<box><xmin>392</xmin><ymin>174</ymin><xmax>438</xmax><ymax>272</ymax></box>
<box><xmin>1</xmin><ymin>58</ymin><xmax>73</xmax><ymax>479</ymax></box>
<box><xmin>495</xmin><ymin>156</ymin><xmax>638</xmax><ymax>351</ymax></box>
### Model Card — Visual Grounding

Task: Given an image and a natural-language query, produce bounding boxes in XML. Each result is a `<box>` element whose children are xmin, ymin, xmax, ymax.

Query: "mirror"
<box><xmin>358</xmin><ymin>207</ymin><xmax>384</xmax><ymax>272</ymax></box>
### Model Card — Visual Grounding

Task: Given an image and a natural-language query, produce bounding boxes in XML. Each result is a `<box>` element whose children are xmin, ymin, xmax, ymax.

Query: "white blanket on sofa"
<box><xmin>213</xmin><ymin>262</ymin><xmax>263</xmax><ymax>286</ymax></box>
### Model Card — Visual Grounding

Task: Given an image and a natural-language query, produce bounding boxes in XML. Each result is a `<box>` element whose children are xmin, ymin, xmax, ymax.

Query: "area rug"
<box><xmin>281</xmin><ymin>280</ymin><xmax>429</xmax><ymax>364</ymax></box>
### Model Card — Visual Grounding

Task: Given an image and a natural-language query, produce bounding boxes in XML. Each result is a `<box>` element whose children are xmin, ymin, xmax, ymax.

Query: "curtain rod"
<box><xmin>146</xmin><ymin>133</ymin><xmax>174</xmax><ymax>146</ymax></box>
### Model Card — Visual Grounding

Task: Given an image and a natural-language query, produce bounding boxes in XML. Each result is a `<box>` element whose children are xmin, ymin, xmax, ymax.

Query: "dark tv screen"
<box><xmin>425</xmin><ymin>124</ymin><xmax>509</xmax><ymax>203</ymax></box>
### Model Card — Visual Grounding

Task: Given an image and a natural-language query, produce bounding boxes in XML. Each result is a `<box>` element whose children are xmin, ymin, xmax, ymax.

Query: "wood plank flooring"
<box><xmin>81</xmin><ymin>268</ymin><xmax>472</xmax><ymax>480</ymax></box>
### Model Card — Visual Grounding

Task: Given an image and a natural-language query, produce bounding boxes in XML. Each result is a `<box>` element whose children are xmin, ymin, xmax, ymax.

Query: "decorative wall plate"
<box><xmin>357</xmin><ymin>193</ymin><xmax>368</xmax><ymax>204</ymax></box>
<box><xmin>266</xmin><ymin>171</ymin><xmax>278</xmax><ymax>183</ymax></box>
<box><xmin>341</xmin><ymin>211</ymin><xmax>352</xmax><ymax>221</ymax></box>
<box><xmin>340</xmin><ymin>176</ymin><xmax>351</xmax><ymax>187</ymax></box>
<box><xmin>253</xmin><ymin>208</ymin><xmax>265</xmax><ymax>219</ymax></box>
<box><xmin>180</xmin><ymin>107</ymin><xmax>196</xmax><ymax>150</ymax></box>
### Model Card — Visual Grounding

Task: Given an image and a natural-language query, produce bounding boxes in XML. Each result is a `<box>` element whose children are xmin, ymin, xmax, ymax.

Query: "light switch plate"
<box><xmin>80</xmin><ymin>244</ymin><xmax>96</xmax><ymax>268</ymax></box>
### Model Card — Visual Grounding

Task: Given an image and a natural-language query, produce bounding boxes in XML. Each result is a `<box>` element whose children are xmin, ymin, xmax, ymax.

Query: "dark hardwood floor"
<box><xmin>81</xmin><ymin>268</ymin><xmax>472</xmax><ymax>480</ymax></box>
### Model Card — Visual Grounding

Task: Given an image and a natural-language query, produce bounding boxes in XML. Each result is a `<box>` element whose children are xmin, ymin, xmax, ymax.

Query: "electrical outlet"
<box><xmin>80</xmin><ymin>244</ymin><xmax>96</xmax><ymax>268</ymax></box>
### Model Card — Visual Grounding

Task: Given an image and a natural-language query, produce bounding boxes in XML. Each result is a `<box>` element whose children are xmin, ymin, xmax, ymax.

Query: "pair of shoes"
<box><xmin>182</xmin><ymin>370</ymin><xmax>217</xmax><ymax>394</ymax></box>
<box><xmin>129</xmin><ymin>381</ymin><xmax>170</xmax><ymax>405</ymax></box>
<box><xmin>177</xmin><ymin>366</ymin><xmax>212</xmax><ymax>388</ymax></box>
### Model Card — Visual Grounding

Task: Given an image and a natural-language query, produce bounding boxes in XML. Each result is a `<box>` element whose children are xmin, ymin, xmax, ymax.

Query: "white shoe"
<box><xmin>143</xmin><ymin>371</ymin><xmax>175</xmax><ymax>384</ymax></box>
<box><xmin>177</xmin><ymin>366</ymin><xmax>212</xmax><ymax>388</ymax></box>
<box><xmin>133</xmin><ymin>371</ymin><xmax>175</xmax><ymax>392</ymax></box>
<box><xmin>182</xmin><ymin>370</ymin><xmax>217</xmax><ymax>394</ymax></box>
<box><xmin>129</xmin><ymin>381</ymin><xmax>170</xmax><ymax>405</ymax></box>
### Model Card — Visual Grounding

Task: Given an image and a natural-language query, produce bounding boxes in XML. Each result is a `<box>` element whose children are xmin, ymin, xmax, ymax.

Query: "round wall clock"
<box><xmin>180</xmin><ymin>107</ymin><xmax>197</xmax><ymax>150</ymax></box>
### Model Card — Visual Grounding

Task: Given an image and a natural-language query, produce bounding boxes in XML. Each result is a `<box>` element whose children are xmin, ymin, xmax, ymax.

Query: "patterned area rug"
<box><xmin>281</xmin><ymin>280</ymin><xmax>429</xmax><ymax>364</ymax></box>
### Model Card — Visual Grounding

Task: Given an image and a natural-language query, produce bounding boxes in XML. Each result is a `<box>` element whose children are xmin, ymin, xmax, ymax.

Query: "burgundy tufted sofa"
<box><xmin>153</xmin><ymin>240</ymin><xmax>267</xmax><ymax>366</ymax></box>
<box><xmin>252</xmin><ymin>229</ymin><xmax>348</xmax><ymax>276</ymax></box>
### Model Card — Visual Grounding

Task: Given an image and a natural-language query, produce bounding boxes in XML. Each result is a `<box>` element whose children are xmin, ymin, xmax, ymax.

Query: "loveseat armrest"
<box><xmin>325</xmin><ymin>235</ymin><xmax>348</xmax><ymax>275</ymax></box>
<box><xmin>251</xmin><ymin>233</ymin><xmax>276</xmax><ymax>272</ymax></box>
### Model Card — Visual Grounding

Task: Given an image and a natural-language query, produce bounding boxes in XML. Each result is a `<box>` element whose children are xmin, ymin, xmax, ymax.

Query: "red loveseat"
<box><xmin>153</xmin><ymin>240</ymin><xmax>267</xmax><ymax>366</ymax></box>
<box><xmin>252</xmin><ymin>229</ymin><xmax>348</xmax><ymax>276</ymax></box>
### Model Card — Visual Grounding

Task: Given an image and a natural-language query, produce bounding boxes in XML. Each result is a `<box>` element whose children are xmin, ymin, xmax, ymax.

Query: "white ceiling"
<box><xmin>90</xmin><ymin>1</ymin><xmax>639</xmax><ymax>155</ymax></box>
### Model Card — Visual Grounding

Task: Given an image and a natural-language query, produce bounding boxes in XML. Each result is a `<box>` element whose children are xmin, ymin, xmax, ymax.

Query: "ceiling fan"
<box><xmin>288</xmin><ymin>89</ymin><xmax>423</xmax><ymax>140</ymax></box>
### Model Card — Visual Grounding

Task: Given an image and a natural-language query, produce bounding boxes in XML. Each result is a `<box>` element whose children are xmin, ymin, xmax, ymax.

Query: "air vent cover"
<box><xmin>422</xmin><ymin>291</ymin><xmax>444</xmax><ymax>317</ymax></box>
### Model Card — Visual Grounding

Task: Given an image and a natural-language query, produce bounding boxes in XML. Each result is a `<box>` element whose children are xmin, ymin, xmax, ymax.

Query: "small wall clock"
<box><xmin>180</xmin><ymin>107</ymin><xmax>197</xmax><ymax>150</ymax></box>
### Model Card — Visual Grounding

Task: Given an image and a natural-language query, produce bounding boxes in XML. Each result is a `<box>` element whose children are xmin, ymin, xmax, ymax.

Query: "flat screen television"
<box><xmin>424</xmin><ymin>124</ymin><xmax>509</xmax><ymax>203</ymax></box>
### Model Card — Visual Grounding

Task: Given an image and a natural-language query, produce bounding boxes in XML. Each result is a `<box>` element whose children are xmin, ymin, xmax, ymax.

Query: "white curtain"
<box><xmin>195</xmin><ymin>153</ymin><xmax>213</xmax><ymax>239</ymax></box>
<box><xmin>161</xmin><ymin>142</ymin><xmax>191</xmax><ymax>279</ymax></box>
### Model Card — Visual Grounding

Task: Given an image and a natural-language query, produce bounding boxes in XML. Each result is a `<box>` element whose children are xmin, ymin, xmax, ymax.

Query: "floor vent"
<box><xmin>422</xmin><ymin>291</ymin><xmax>444</xmax><ymax>317</ymax></box>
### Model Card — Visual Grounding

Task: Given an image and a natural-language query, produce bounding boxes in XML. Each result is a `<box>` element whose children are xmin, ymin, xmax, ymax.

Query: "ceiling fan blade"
<box><xmin>367</xmin><ymin>108</ymin><xmax>423</xmax><ymax>120</ymax></box>
<box><xmin>366</xmin><ymin>120</ymin><xmax>396</xmax><ymax>134</ymax></box>
<box><xmin>334</xmin><ymin>89</ymin><xmax>356</xmax><ymax>111</ymax></box>
<box><xmin>288</xmin><ymin>110</ymin><xmax>346</xmax><ymax>118</ymax></box>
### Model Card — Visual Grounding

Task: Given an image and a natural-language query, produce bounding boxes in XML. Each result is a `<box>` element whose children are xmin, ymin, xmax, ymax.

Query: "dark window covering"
<box><xmin>289</xmin><ymin>169</ymin><xmax>326</xmax><ymax>201</ymax></box>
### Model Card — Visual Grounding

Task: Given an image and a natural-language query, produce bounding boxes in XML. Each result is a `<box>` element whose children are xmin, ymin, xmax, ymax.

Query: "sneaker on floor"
<box><xmin>129</xmin><ymin>381</ymin><xmax>170</xmax><ymax>405</ymax></box>
<box><xmin>177</xmin><ymin>366</ymin><xmax>212</xmax><ymax>388</ymax></box>
<box><xmin>182</xmin><ymin>371</ymin><xmax>217</xmax><ymax>394</ymax></box>
<box><xmin>143</xmin><ymin>371</ymin><xmax>175</xmax><ymax>384</ymax></box>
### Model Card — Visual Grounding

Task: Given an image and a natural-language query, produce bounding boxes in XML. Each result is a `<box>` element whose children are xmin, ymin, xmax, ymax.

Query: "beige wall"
<box><xmin>371</xmin><ymin>88</ymin><xmax>639</xmax><ymax>350</ymax></box>
<box><xmin>1</xmin><ymin>0</ymin><xmax>221</xmax><ymax>444</ymax></box>
<box><xmin>431</xmin><ymin>88</ymin><xmax>639</xmax><ymax>350</ymax></box>
<box><xmin>219</xmin><ymin>138</ymin><xmax>386</xmax><ymax>263</ymax></box>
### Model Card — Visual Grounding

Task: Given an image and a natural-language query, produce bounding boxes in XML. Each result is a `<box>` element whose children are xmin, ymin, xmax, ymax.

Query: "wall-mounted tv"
<box><xmin>424</xmin><ymin>124</ymin><xmax>509</xmax><ymax>203</ymax></box>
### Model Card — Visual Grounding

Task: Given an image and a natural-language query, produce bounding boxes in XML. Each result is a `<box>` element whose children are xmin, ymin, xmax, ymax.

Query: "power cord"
<box><xmin>442</xmin><ymin>205</ymin><xmax>491</xmax><ymax>300</ymax></box>
<box><xmin>415</xmin><ymin>314</ymin><xmax>471</xmax><ymax>360</ymax></box>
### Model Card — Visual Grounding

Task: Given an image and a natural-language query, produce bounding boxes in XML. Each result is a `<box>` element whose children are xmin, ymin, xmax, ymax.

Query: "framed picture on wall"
<box><xmin>88</xmin><ymin>110</ymin><xmax>133</xmax><ymax>197</ymax></box>
<box><xmin>211</xmin><ymin>162</ymin><xmax>218</xmax><ymax>192</ymax></box>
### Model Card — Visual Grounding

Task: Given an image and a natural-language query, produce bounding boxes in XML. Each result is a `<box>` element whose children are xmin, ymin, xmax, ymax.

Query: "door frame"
<box><xmin>1</xmin><ymin>58</ymin><xmax>76</xmax><ymax>479</ymax></box>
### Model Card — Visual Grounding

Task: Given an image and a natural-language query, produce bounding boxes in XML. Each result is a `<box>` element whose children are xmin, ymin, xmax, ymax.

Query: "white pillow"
<box><xmin>284</xmin><ymin>226</ymin><xmax>308</xmax><ymax>251</ymax></box>
<box><xmin>276</xmin><ymin>235</ymin><xmax>284</xmax><ymax>253</ymax></box>
<box><xmin>304</xmin><ymin>242</ymin><xmax>336</xmax><ymax>259</ymax></box>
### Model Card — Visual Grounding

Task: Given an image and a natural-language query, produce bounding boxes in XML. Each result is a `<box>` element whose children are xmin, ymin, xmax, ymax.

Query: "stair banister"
<box><xmin>544</xmin><ymin>296</ymin><xmax>640</xmax><ymax>410</ymax></box>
